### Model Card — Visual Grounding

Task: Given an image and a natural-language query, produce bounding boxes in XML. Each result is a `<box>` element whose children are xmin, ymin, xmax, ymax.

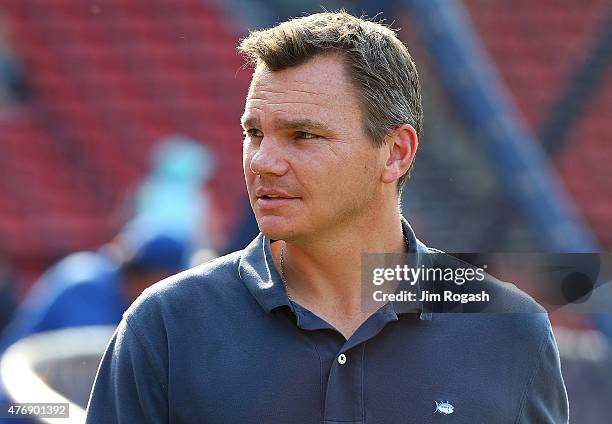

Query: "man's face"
<box><xmin>242</xmin><ymin>53</ymin><xmax>387</xmax><ymax>241</ymax></box>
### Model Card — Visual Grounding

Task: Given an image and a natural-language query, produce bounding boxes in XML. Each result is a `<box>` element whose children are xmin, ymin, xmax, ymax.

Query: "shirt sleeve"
<box><xmin>517</xmin><ymin>319</ymin><xmax>569</xmax><ymax>424</ymax></box>
<box><xmin>85</xmin><ymin>318</ymin><xmax>168</xmax><ymax>424</ymax></box>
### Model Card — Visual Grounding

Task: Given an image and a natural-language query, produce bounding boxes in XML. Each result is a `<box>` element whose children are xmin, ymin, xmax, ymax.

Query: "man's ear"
<box><xmin>380</xmin><ymin>124</ymin><xmax>418</xmax><ymax>184</ymax></box>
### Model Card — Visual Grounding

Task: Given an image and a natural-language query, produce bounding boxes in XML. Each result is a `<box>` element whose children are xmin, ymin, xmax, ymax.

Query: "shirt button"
<box><xmin>337</xmin><ymin>353</ymin><xmax>347</xmax><ymax>365</ymax></box>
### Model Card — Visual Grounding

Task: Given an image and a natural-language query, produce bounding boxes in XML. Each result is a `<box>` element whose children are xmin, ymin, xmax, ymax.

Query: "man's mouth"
<box><xmin>256</xmin><ymin>195</ymin><xmax>296</xmax><ymax>208</ymax></box>
<box><xmin>260</xmin><ymin>195</ymin><xmax>287</xmax><ymax>199</ymax></box>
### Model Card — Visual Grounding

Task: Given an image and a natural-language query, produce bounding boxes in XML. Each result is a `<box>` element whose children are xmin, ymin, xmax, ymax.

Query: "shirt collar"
<box><xmin>238</xmin><ymin>215</ymin><xmax>431</xmax><ymax>316</ymax></box>
<box><xmin>238</xmin><ymin>231</ymin><xmax>288</xmax><ymax>313</ymax></box>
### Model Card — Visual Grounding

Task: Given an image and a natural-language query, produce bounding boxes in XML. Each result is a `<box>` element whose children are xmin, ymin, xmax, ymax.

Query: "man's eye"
<box><xmin>295</xmin><ymin>131</ymin><xmax>318</xmax><ymax>140</ymax></box>
<box><xmin>244</xmin><ymin>129</ymin><xmax>263</xmax><ymax>138</ymax></box>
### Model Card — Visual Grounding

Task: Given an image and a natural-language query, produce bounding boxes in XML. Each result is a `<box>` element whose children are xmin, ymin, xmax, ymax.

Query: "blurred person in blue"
<box><xmin>0</xmin><ymin>220</ymin><xmax>189</xmax><ymax>415</ymax></box>
<box><xmin>0</xmin><ymin>136</ymin><xmax>212</xmax><ymax>358</ymax></box>
<box><xmin>0</xmin><ymin>221</ymin><xmax>189</xmax><ymax>356</ymax></box>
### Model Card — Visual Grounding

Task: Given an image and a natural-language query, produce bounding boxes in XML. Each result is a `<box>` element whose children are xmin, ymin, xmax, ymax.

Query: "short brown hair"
<box><xmin>238</xmin><ymin>10</ymin><xmax>423</xmax><ymax>194</ymax></box>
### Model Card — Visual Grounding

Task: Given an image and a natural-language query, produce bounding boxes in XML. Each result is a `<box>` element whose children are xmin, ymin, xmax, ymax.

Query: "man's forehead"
<box><xmin>248</xmin><ymin>54</ymin><xmax>352</xmax><ymax>96</ymax></box>
<box><xmin>244</xmin><ymin>58</ymin><xmax>361</xmax><ymax>123</ymax></box>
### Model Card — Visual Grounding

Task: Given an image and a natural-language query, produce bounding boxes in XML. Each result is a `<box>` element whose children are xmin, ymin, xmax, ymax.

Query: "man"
<box><xmin>86</xmin><ymin>11</ymin><xmax>568</xmax><ymax>423</ymax></box>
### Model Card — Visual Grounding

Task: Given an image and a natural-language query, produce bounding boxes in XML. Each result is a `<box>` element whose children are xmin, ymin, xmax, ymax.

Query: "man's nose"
<box><xmin>249</xmin><ymin>137</ymin><xmax>289</xmax><ymax>176</ymax></box>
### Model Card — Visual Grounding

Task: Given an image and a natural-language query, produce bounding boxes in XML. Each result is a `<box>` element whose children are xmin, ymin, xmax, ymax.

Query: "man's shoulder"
<box><xmin>427</xmin><ymin>249</ymin><xmax>545</xmax><ymax>314</ymax></box>
<box><xmin>123</xmin><ymin>250</ymin><xmax>245</xmax><ymax>323</ymax></box>
<box><xmin>151</xmin><ymin>249</ymin><xmax>243</xmax><ymax>294</ymax></box>
<box><xmin>425</xmin><ymin>249</ymin><xmax>553</xmax><ymax>350</ymax></box>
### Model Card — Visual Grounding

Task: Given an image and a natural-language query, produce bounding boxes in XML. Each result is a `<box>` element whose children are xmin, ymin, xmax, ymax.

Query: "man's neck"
<box><xmin>270</xmin><ymin>206</ymin><xmax>406</xmax><ymax>338</ymax></box>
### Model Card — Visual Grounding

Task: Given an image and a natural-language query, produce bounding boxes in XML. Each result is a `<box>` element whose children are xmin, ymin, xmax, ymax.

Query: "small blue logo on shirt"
<box><xmin>434</xmin><ymin>401</ymin><xmax>454</xmax><ymax>415</ymax></box>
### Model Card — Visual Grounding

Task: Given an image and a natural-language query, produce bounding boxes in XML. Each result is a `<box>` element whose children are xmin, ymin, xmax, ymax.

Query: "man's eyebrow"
<box><xmin>241</xmin><ymin>115</ymin><xmax>260</xmax><ymax>130</ymax></box>
<box><xmin>241</xmin><ymin>116</ymin><xmax>333</xmax><ymax>134</ymax></box>
<box><xmin>274</xmin><ymin>118</ymin><xmax>332</xmax><ymax>134</ymax></box>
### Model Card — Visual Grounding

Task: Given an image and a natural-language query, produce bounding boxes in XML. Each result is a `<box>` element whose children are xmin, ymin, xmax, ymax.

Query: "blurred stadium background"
<box><xmin>0</xmin><ymin>0</ymin><xmax>610</xmax><ymax>422</ymax></box>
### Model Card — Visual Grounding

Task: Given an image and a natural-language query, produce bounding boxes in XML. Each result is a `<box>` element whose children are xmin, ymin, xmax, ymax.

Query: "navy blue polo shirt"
<box><xmin>86</xmin><ymin>218</ymin><xmax>568</xmax><ymax>423</ymax></box>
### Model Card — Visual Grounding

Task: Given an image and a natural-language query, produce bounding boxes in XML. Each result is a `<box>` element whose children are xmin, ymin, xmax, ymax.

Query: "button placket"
<box><xmin>323</xmin><ymin>345</ymin><xmax>364</xmax><ymax>423</ymax></box>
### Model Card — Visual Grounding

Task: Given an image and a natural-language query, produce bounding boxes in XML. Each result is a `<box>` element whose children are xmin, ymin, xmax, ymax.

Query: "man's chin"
<box><xmin>259</xmin><ymin>227</ymin><xmax>291</xmax><ymax>241</ymax></box>
<box><xmin>256</xmin><ymin>216</ymin><xmax>297</xmax><ymax>241</ymax></box>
